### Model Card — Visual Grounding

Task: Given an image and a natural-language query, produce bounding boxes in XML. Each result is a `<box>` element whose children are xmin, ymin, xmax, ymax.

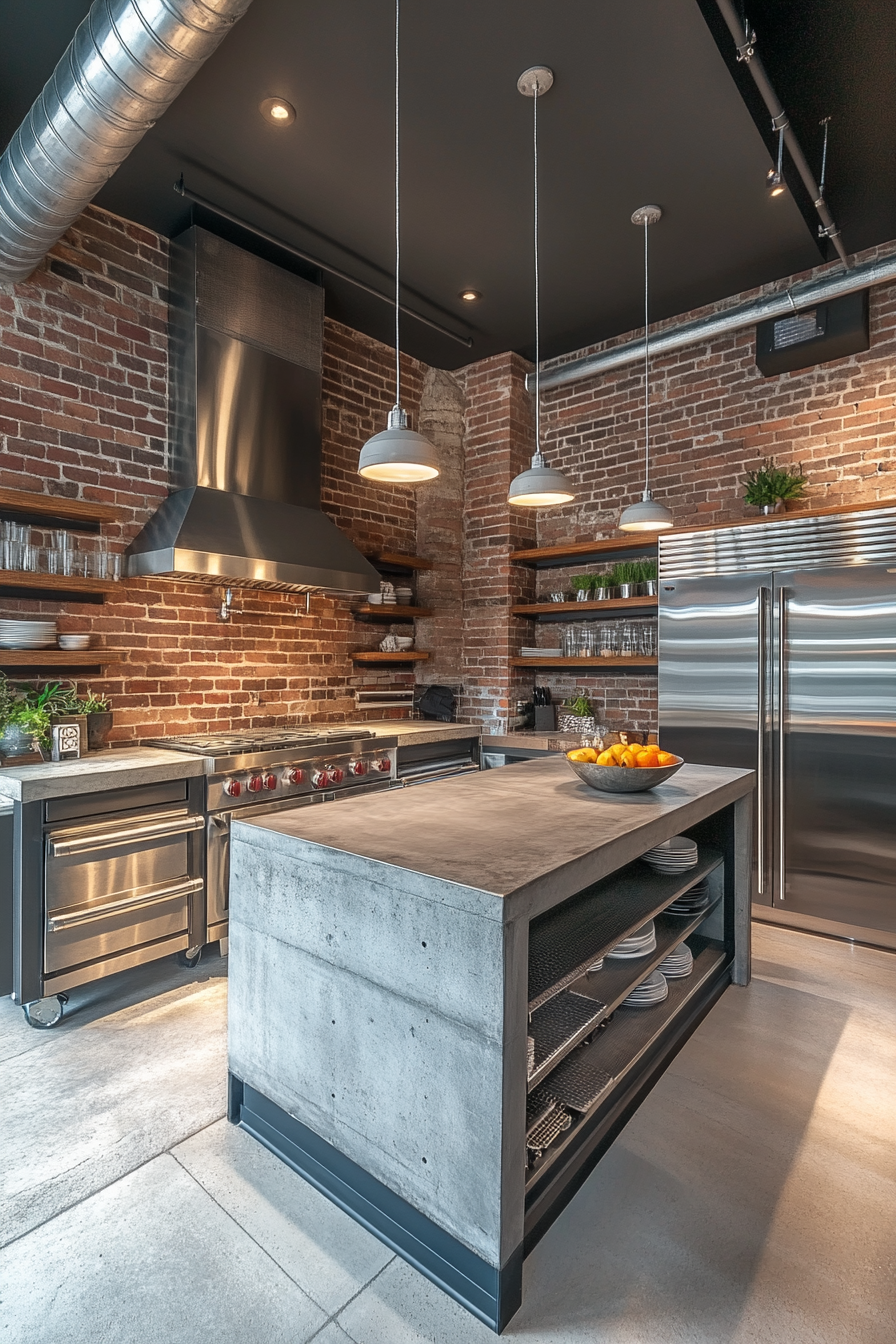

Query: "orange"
<box><xmin>656</xmin><ymin>750</ymin><xmax>678</xmax><ymax>766</ymax></box>
<box><xmin>620</xmin><ymin>749</ymin><xmax>637</xmax><ymax>768</ymax></box>
<box><xmin>567</xmin><ymin>747</ymin><xmax>598</xmax><ymax>763</ymax></box>
<box><xmin>596</xmin><ymin>749</ymin><xmax>615</xmax><ymax>765</ymax></box>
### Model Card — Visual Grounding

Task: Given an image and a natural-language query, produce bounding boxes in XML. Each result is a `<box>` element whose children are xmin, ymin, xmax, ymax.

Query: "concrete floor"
<box><xmin>1</xmin><ymin>923</ymin><xmax>894</xmax><ymax>1343</ymax></box>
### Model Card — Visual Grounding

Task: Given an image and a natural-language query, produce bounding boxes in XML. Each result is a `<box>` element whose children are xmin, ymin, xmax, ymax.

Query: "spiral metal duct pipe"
<box><xmin>0</xmin><ymin>0</ymin><xmax>254</xmax><ymax>283</ymax></box>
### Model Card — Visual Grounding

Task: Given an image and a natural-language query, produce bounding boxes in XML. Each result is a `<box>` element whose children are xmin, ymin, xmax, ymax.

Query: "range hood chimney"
<box><xmin>126</xmin><ymin>227</ymin><xmax>381</xmax><ymax>595</ymax></box>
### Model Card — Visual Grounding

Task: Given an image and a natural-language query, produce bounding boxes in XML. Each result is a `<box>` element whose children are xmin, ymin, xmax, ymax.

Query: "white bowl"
<box><xmin>58</xmin><ymin>634</ymin><xmax>91</xmax><ymax>650</ymax></box>
<box><xmin>366</xmin><ymin>593</ymin><xmax>383</xmax><ymax>604</ymax></box>
<box><xmin>394</xmin><ymin>637</ymin><xmax>414</xmax><ymax>650</ymax></box>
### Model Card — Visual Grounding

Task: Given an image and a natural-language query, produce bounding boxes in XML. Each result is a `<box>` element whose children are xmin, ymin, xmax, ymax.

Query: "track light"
<box><xmin>766</xmin><ymin>167</ymin><xmax>786</xmax><ymax>198</ymax></box>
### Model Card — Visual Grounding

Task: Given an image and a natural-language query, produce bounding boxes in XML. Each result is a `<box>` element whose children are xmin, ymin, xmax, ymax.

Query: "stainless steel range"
<box><xmin>147</xmin><ymin>728</ymin><xmax>398</xmax><ymax>946</ymax></box>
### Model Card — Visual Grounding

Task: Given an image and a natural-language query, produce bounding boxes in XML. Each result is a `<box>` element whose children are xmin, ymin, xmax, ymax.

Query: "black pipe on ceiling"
<box><xmin>714</xmin><ymin>0</ymin><xmax>849</xmax><ymax>268</ymax></box>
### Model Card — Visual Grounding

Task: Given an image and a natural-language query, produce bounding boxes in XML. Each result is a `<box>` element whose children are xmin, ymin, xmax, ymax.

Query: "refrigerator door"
<box><xmin>775</xmin><ymin>564</ymin><xmax>896</xmax><ymax>943</ymax></box>
<box><xmin>659</xmin><ymin>572</ymin><xmax>771</xmax><ymax>901</ymax></box>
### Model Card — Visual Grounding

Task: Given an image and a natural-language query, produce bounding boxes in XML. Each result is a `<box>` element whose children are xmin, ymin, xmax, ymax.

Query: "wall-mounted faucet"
<box><xmin>218</xmin><ymin>587</ymin><xmax>234</xmax><ymax>622</ymax></box>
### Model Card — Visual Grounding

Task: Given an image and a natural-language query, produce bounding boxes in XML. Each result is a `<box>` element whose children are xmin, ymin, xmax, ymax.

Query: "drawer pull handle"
<box><xmin>47</xmin><ymin>813</ymin><xmax>204</xmax><ymax>857</ymax></box>
<box><xmin>47</xmin><ymin>877</ymin><xmax>204</xmax><ymax>931</ymax></box>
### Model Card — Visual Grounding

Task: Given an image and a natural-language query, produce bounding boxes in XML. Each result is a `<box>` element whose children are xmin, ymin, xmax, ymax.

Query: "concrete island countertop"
<box><xmin>0</xmin><ymin>747</ymin><xmax>206</xmax><ymax>803</ymax></box>
<box><xmin>234</xmin><ymin>755</ymin><xmax>753</xmax><ymax>919</ymax></box>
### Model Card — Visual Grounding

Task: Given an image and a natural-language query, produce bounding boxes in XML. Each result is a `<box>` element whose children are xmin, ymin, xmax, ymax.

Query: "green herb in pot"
<box><xmin>743</xmin><ymin>457</ymin><xmax>807</xmax><ymax>509</ymax></box>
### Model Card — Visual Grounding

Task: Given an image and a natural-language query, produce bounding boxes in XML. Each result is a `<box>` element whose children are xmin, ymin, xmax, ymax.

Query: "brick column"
<box><xmin>459</xmin><ymin>352</ymin><xmax>537</xmax><ymax>729</ymax></box>
<box><xmin>415</xmin><ymin>368</ymin><xmax>465</xmax><ymax>688</ymax></box>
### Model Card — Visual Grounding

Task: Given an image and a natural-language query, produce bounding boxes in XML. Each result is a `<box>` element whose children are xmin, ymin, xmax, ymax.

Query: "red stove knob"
<box><xmin>224</xmin><ymin>778</ymin><xmax>242</xmax><ymax>798</ymax></box>
<box><xmin>286</xmin><ymin>766</ymin><xmax>304</xmax><ymax>785</ymax></box>
<box><xmin>263</xmin><ymin>772</ymin><xmax>277</xmax><ymax>791</ymax></box>
<box><xmin>377</xmin><ymin>756</ymin><xmax>392</xmax><ymax>773</ymax></box>
<box><xmin>329</xmin><ymin>766</ymin><xmax>345</xmax><ymax>785</ymax></box>
<box><xmin>349</xmin><ymin>759</ymin><xmax>367</xmax><ymax>777</ymax></box>
<box><xmin>247</xmin><ymin>775</ymin><xmax>264</xmax><ymax>794</ymax></box>
<box><xmin>311</xmin><ymin>769</ymin><xmax>330</xmax><ymax>789</ymax></box>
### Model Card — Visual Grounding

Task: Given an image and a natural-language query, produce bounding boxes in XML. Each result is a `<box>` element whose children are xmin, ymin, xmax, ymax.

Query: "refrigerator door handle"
<box><xmin>777</xmin><ymin>586</ymin><xmax>788</xmax><ymax>901</ymax></box>
<box><xmin>757</xmin><ymin>586</ymin><xmax>771</xmax><ymax>896</ymax></box>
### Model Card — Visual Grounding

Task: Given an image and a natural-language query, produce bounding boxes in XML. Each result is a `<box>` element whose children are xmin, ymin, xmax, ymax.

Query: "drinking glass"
<box><xmin>562</xmin><ymin>623</ymin><xmax>577</xmax><ymax>658</ymax></box>
<box><xmin>577</xmin><ymin>625</ymin><xmax>596</xmax><ymax>658</ymax></box>
<box><xmin>600</xmin><ymin>622</ymin><xmax>618</xmax><ymax>658</ymax></box>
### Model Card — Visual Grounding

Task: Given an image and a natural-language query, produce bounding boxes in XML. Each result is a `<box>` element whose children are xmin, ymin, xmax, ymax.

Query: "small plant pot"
<box><xmin>575</xmin><ymin>589</ymin><xmax>592</xmax><ymax>601</ymax></box>
<box><xmin>637</xmin><ymin>581</ymin><xmax>657</xmax><ymax>596</ymax></box>
<box><xmin>0</xmin><ymin>724</ymin><xmax>39</xmax><ymax>758</ymax></box>
<box><xmin>592</xmin><ymin>587</ymin><xmax>611</xmax><ymax>601</ymax></box>
<box><xmin>617</xmin><ymin>583</ymin><xmax>636</xmax><ymax>598</ymax></box>
<box><xmin>86</xmin><ymin>711</ymin><xmax>113</xmax><ymax>751</ymax></box>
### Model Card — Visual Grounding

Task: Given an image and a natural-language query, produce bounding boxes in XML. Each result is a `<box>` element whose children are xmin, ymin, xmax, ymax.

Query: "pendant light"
<box><xmin>618</xmin><ymin>206</ymin><xmax>674</xmax><ymax>532</ymax></box>
<box><xmin>508</xmin><ymin>67</ymin><xmax>575</xmax><ymax>509</ymax></box>
<box><xmin>358</xmin><ymin>0</ymin><xmax>439</xmax><ymax>483</ymax></box>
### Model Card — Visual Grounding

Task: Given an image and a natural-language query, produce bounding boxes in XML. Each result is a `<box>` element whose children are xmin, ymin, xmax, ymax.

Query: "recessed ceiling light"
<box><xmin>459</xmin><ymin>288</ymin><xmax>481</xmax><ymax>303</ymax></box>
<box><xmin>259</xmin><ymin>97</ymin><xmax>296</xmax><ymax>127</ymax></box>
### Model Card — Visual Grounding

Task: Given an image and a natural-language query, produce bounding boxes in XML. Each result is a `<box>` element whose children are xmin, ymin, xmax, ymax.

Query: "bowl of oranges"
<box><xmin>565</xmin><ymin>741</ymin><xmax>684</xmax><ymax>793</ymax></box>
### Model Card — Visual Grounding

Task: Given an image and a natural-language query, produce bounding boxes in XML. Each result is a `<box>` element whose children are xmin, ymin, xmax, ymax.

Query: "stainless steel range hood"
<box><xmin>126</xmin><ymin>228</ymin><xmax>380</xmax><ymax>595</ymax></box>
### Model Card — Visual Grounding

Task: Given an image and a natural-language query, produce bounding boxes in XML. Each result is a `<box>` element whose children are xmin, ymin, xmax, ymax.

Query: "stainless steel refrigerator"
<box><xmin>658</xmin><ymin>505</ymin><xmax>896</xmax><ymax>950</ymax></box>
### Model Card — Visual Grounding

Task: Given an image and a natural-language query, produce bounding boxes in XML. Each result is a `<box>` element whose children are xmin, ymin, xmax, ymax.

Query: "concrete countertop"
<box><xmin>0</xmin><ymin>747</ymin><xmax>206</xmax><ymax>803</ymax></box>
<box><xmin>481</xmin><ymin>730</ymin><xmax>591</xmax><ymax>753</ymax></box>
<box><xmin>341</xmin><ymin>721</ymin><xmax>482</xmax><ymax>747</ymax></box>
<box><xmin>234</xmin><ymin>756</ymin><xmax>753</xmax><ymax>919</ymax></box>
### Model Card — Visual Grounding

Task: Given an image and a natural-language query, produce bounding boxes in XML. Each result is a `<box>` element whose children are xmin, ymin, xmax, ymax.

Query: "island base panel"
<box><xmin>228</xmin><ymin>1077</ymin><xmax>523</xmax><ymax>1333</ymax></box>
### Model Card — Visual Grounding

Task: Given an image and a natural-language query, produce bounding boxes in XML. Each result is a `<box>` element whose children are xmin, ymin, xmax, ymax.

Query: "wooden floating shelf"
<box><xmin>512</xmin><ymin>596</ymin><xmax>657</xmax><ymax>617</ymax></box>
<box><xmin>0</xmin><ymin>570</ymin><xmax>120</xmax><ymax>597</ymax></box>
<box><xmin>510</xmin><ymin>536</ymin><xmax>658</xmax><ymax>567</ymax></box>
<box><xmin>0</xmin><ymin>486</ymin><xmax>117</xmax><ymax>527</ymax></box>
<box><xmin>0</xmin><ymin>649</ymin><xmax>124</xmax><ymax>668</ymax></box>
<box><xmin>366</xmin><ymin>551</ymin><xmax>433</xmax><ymax>571</ymax></box>
<box><xmin>351</xmin><ymin>650</ymin><xmax>430</xmax><ymax>663</ymax></box>
<box><xmin>510</xmin><ymin>656</ymin><xmax>658</xmax><ymax>670</ymax></box>
<box><xmin>354</xmin><ymin>604</ymin><xmax>433</xmax><ymax>621</ymax></box>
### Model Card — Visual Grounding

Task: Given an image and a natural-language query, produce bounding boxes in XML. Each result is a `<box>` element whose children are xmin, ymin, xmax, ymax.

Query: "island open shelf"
<box><xmin>226</xmin><ymin>757</ymin><xmax>752</xmax><ymax>1333</ymax></box>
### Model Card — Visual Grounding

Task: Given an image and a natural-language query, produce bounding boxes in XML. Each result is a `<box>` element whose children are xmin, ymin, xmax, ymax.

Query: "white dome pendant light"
<box><xmin>358</xmin><ymin>0</ymin><xmax>439</xmax><ymax>484</ymax></box>
<box><xmin>619</xmin><ymin>205</ymin><xmax>674</xmax><ymax>531</ymax></box>
<box><xmin>508</xmin><ymin>67</ymin><xmax>575</xmax><ymax>509</ymax></box>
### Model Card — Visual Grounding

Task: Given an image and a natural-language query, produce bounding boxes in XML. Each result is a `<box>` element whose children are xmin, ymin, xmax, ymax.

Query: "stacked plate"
<box><xmin>622</xmin><ymin>970</ymin><xmax>669</xmax><ymax>1008</ymax></box>
<box><xmin>667</xmin><ymin>879</ymin><xmax>710</xmax><ymax>916</ymax></box>
<box><xmin>0</xmin><ymin>618</ymin><xmax>57</xmax><ymax>649</ymax></box>
<box><xmin>659</xmin><ymin>941</ymin><xmax>694</xmax><ymax>978</ymax></box>
<box><xmin>607</xmin><ymin>921</ymin><xmax>656</xmax><ymax>959</ymax></box>
<box><xmin>642</xmin><ymin>835</ymin><xmax>698</xmax><ymax>873</ymax></box>
<box><xmin>586</xmin><ymin>957</ymin><xmax>604</xmax><ymax>974</ymax></box>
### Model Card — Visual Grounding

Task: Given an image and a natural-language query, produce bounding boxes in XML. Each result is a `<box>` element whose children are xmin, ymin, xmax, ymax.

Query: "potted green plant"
<box><xmin>592</xmin><ymin>574</ymin><xmax>611</xmax><ymax>601</ymax></box>
<box><xmin>558</xmin><ymin>690</ymin><xmax>596</xmax><ymax>734</ymax></box>
<box><xmin>1</xmin><ymin>685</ymin><xmax>52</xmax><ymax>759</ymax></box>
<box><xmin>743</xmin><ymin>457</ymin><xmax>808</xmax><ymax>514</ymax></box>
<box><xmin>636</xmin><ymin>558</ymin><xmax>658</xmax><ymax>595</ymax></box>
<box><xmin>611</xmin><ymin>561</ymin><xmax>641</xmax><ymax>598</ymax></box>
<box><xmin>80</xmin><ymin>689</ymin><xmax>112</xmax><ymax>751</ymax></box>
<box><xmin>570</xmin><ymin>575</ymin><xmax>595</xmax><ymax>601</ymax></box>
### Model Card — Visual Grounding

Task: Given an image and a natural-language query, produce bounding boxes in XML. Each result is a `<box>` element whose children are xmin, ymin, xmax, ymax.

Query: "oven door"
<box><xmin>44</xmin><ymin>808</ymin><xmax>204</xmax><ymax>985</ymax></box>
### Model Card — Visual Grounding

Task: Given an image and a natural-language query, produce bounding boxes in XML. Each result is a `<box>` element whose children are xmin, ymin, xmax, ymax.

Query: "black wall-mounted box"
<box><xmin>755</xmin><ymin>289</ymin><xmax>869</xmax><ymax>376</ymax></box>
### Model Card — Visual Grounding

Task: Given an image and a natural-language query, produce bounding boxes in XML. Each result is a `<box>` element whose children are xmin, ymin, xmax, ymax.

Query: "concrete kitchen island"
<box><xmin>227</xmin><ymin>757</ymin><xmax>753</xmax><ymax>1332</ymax></box>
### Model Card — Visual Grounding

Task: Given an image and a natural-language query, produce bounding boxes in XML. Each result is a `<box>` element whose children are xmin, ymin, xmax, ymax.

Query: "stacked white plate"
<box><xmin>659</xmin><ymin>941</ymin><xmax>694</xmax><ymax>978</ymax></box>
<box><xmin>622</xmin><ymin>970</ymin><xmax>669</xmax><ymax>1008</ymax></box>
<box><xmin>0</xmin><ymin>618</ymin><xmax>57</xmax><ymax>649</ymax></box>
<box><xmin>667</xmin><ymin>879</ymin><xmax>710</xmax><ymax>915</ymax></box>
<box><xmin>607</xmin><ymin>921</ymin><xmax>657</xmax><ymax>959</ymax></box>
<box><xmin>586</xmin><ymin>957</ymin><xmax>604</xmax><ymax>974</ymax></box>
<box><xmin>642</xmin><ymin>836</ymin><xmax>699</xmax><ymax>873</ymax></box>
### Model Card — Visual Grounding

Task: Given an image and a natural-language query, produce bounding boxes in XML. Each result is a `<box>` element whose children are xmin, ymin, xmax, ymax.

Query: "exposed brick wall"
<box><xmin>457</xmin><ymin>241</ymin><xmax>896</xmax><ymax>730</ymax></box>
<box><xmin>0</xmin><ymin>205</ymin><xmax>428</xmax><ymax>741</ymax></box>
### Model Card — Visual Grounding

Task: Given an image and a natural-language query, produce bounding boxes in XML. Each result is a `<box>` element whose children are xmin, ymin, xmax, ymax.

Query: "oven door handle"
<box><xmin>47</xmin><ymin>812</ymin><xmax>204</xmax><ymax>857</ymax></box>
<box><xmin>46</xmin><ymin>877</ymin><xmax>204</xmax><ymax>931</ymax></box>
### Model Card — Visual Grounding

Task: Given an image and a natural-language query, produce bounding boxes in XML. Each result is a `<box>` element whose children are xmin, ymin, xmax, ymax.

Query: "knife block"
<box><xmin>534</xmin><ymin>704</ymin><xmax>556</xmax><ymax>731</ymax></box>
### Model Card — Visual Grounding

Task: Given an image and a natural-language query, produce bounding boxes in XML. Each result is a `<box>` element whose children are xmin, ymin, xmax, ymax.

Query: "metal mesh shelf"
<box><xmin>527</xmin><ymin>849</ymin><xmax>723</xmax><ymax>1011</ymax></box>
<box><xmin>525</xmin><ymin>940</ymin><xmax>728</xmax><ymax>1191</ymax></box>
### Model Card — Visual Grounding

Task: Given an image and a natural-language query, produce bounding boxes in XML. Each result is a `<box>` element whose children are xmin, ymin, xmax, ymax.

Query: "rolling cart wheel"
<box><xmin>23</xmin><ymin>993</ymin><xmax>69</xmax><ymax>1029</ymax></box>
<box><xmin>177</xmin><ymin>946</ymin><xmax>203</xmax><ymax>968</ymax></box>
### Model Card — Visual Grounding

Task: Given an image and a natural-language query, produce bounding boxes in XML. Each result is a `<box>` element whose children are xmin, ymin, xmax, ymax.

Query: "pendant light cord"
<box><xmin>533</xmin><ymin>80</ymin><xmax>541</xmax><ymax>457</ymax></box>
<box><xmin>643</xmin><ymin>216</ymin><xmax>650</xmax><ymax>496</ymax></box>
<box><xmin>394</xmin><ymin>0</ymin><xmax>401</xmax><ymax>410</ymax></box>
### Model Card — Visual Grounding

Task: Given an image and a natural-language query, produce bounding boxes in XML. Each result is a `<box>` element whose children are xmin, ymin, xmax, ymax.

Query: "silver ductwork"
<box><xmin>126</xmin><ymin>228</ymin><xmax>382</xmax><ymax>595</ymax></box>
<box><xmin>0</xmin><ymin>0</ymin><xmax>254</xmax><ymax>283</ymax></box>
<box><xmin>530</xmin><ymin>249</ymin><xmax>896</xmax><ymax>393</ymax></box>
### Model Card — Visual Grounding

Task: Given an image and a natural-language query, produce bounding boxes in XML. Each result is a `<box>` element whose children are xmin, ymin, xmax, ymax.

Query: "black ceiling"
<box><xmin>1</xmin><ymin>1</ymin><xmax>894</xmax><ymax>370</ymax></box>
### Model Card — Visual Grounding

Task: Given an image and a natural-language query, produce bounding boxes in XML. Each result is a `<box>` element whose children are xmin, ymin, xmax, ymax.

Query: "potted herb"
<box><xmin>570</xmin><ymin>575</ymin><xmax>594</xmax><ymax>601</ymax></box>
<box><xmin>558</xmin><ymin>690</ymin><xmax>596</xmax><ymax>734</ymax></box>
<box><xmin>636</xmin><ymin>558</ymin><xmax>658</xmax><ymax>596</ymax></box>
<box><xmin>80</xmin><ymin>690</ymin><xmax>112</xmax><ymax>751</ymax></box>
<box><xmin>611</xmin><ymin>561</ymin><xmax>641</xmax><ymax>598</ymax></box>
<box><xmin>743</xmin><ymin>457</ymin><xmax>808</xmax><ymax>514</ymax></box>
<box><xmin>592</xmin><ymin>574</ymin><xmax>611</xmax><ymax>601</ymax></box>
<box><xmin>1</xmin><ymin>694</ymin><xmax>52</xmax><ymax>759</ymax></box>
